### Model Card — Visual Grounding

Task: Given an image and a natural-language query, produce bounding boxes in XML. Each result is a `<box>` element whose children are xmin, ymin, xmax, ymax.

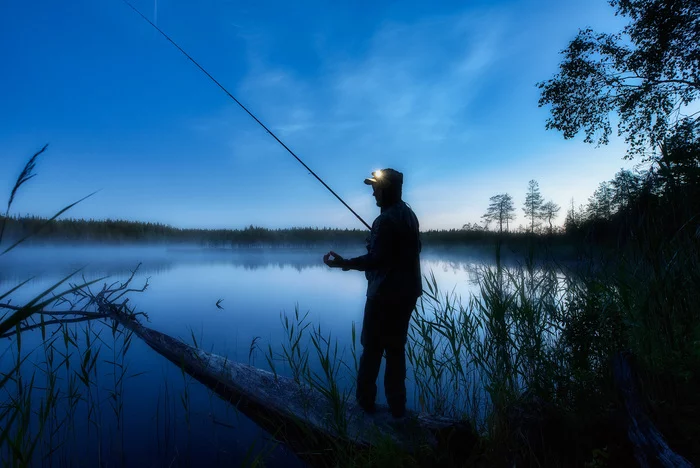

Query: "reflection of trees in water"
<box><xmin>0</xmin><ymin>245</ymin><xmax>558</xmax><ymax>286</ymax></box>
<box><xmin>0</xmin><ymin>253</ymin><xmax>330</xmax><ymax>284</ymax></box>
<box><xmin>420</xmin><ymin>247</ymin><xmax>569</xmax><ymax>287</ymax></box>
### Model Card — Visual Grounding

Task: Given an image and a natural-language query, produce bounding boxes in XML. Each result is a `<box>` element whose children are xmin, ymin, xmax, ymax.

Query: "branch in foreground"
<box><xmin>0</xmin><ymin>316</ymin><xmax>100</xmax><ymax>339</ymax></box>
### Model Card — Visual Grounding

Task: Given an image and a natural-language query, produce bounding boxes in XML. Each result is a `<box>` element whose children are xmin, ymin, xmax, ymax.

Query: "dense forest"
<box><xmin>0</xmin><ymin>216</ymin><xmax>370</xmax><ymax>247</ymax></box>
<box><xmin>3</xmin><ymin>156</ymin><xmax>697</xmax><ymax>251</ymax></box>
<box><xmin>1</xmin><ymin>0</ymin><xmax>699</xmax><ymax>466</ymax></box>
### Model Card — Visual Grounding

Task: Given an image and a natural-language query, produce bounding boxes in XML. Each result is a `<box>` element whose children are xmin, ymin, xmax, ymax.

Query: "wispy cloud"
<box><xmin>329</xmin><ymin>16</ymin><xmax>504</xmax><ymax>141</ymax></box>
<box><xmin>226</xmin><ymin>10</ymin><xmax>508</xmax><ymax>158</ymax></box>
<box><xmin>185</xmin><ymin>5</ymin><xmax>634</xmax><ymax>230</ymax></box>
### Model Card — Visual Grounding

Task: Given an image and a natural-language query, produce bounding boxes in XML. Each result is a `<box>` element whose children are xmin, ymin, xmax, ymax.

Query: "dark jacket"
<box><xmin>342</xmin><ymin>201</ymin><xmax>422</xmax><ymax>299</ymax></box>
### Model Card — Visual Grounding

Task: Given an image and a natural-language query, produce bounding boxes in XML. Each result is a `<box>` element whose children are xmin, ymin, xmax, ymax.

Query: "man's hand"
<box><xmin>323</xmin><ymin>251</ymin><xmax>346</xmax><ymax>269</ymax></box>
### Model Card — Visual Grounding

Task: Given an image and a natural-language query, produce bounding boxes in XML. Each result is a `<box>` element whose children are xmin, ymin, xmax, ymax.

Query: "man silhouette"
<box><xmin>323</xmin><ymin>168</ymin><xmax>422</xmax><ymax>418</ymax></box>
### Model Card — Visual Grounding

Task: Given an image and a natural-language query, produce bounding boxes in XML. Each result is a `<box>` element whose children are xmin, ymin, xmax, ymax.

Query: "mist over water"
<box><xmin>1</xmin><ymin>244</ymin><xmax>497</xmax><ymax>358</ymax></box>
<box><xmin>0</xmin><ymin>244</ymin><xmax>507</xmax><ymax>466</ymax></box>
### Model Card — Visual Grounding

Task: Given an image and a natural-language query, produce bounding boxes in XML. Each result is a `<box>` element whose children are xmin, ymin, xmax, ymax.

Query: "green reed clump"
<box><xmin>272</xmin><ymin>306</ymin><xmax>355</xmax><ymax>435</ymax></box>
<box><xmin>607</xmin><ymin>209</ymin><xmax>700</xmax><ymax>461</ymax></box>
<box><xmin>3</xmin><ymin>146</ymin><xmax>696</xmax><ymax>466</ymax></box>
<box><xmin>0</xmin><ymin>147</ymin><xmax>162</xmax><ymax>466</ymax></box>
<box><xmin>410</xmin><ymin>222</ymin><xmax>699</xmax><ymax>465</ymax></box>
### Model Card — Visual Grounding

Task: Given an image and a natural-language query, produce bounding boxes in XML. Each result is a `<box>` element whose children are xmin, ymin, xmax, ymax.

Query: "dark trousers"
<box><xmin>356</xmin><ymin>295</ymin><xmax>417</xmax><ymax>412</ymax></box>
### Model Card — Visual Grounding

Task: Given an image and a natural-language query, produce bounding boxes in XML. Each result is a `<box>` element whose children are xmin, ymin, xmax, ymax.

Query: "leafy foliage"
<box><xmin>538</xmin><ymin>0</ymin><xmax>700</xmax><ymax>160</ymax></box>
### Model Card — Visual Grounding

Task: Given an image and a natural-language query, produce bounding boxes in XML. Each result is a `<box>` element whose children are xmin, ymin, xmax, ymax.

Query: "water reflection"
<box><xmin>0</xmin><ymin>244</ymin><xmax>520</xmax><ymax>466</ymax></box>
<box><xmin>0</xmin><ymin>244</ymin><xmax>529</xmax><ymax>280</ymax></box>
<box><xmin>1</xmin><ymin>245</ymin><xmax>495</xmax><ymax>356</ymax></box>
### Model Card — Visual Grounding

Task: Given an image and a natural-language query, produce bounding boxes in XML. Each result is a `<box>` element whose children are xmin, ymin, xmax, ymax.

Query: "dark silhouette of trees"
<box><xmin>523</xmin><ymin>180</ymin><xmax>544</xmax><ymax>233</ymax></box>
<box><xmin>461</xmin><ymin>222</ymin><xmax>486</xmax><ymax>232</ymax></box>
<box><xmin>0</xmin><ymin>216</ymin><xmax>371</xmax><ymax>247</ymax></box>
<box><xmin>564</xmin><ymin>199</ymin><xmax>582</xmax><ymax>232</ymax></box>
<box><xmin>586</xmin><ymin>182</ymin><xmax>614</xmax><ymax>220</ymax></box>
<box><xmin>657</xmin><ymin>119</ymin><xmax>700</xmax><ymax>191</ymax></box>
<box><xmin>611</xmin><ymin>169</ymin><xmax>643</xmax><ymax>212</ymax></box>
<box><xmin>482</xmin><ymin>193</ymin><xmax>516</xmax><ymax>233</ymax></box>
<box><xmin>538</xmin><ymin>0</ymin><xmax>700</xmax><ymax>248</ymax></box>
<box><xmin>540</xmin><ymin>201</ymin><xmax>561</xmax><ymax>233</ymax></box>
<box><xmin>538</xmin><ymin>0</ymin><xmax>700</xmax><ymax>160</ymax></box>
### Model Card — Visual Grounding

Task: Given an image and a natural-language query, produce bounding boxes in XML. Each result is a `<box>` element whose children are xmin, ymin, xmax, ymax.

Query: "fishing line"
<box><xmin>122</xmin><ymin>0</ymin><xmax>371</xmax><ymax>230</ymax></box>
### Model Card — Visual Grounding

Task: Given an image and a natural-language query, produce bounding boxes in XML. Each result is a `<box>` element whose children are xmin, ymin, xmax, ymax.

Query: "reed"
<box><xmin>2</xmin><ymin>146</ymin><xmax>698</xmax><ymax>466</ymax></box>
<box><xmin>0</xmin><ymin>147</ymin><xmax>104</xmax><ymax>465</ymax></box>
<box><xmin>265</xmin><ymin>221</ymin><xmax>699</xmax><ymax>466</ymax></box>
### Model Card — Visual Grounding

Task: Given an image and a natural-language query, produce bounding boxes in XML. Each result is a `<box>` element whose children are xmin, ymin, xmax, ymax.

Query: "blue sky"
<box><xmin>0</xmin><ymin>0</ymin><xmax>637</xmax><ymax>230</ymax></box>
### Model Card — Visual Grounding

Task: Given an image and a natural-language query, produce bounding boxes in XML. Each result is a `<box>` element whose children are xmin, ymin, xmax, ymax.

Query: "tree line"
<box><xmin>0</xmin><ymin>216</ymin><xmax>370</xmax><ymax>247</ymax></box>
<box><xmin>472</xmin><ymin>158</ymin><xmax>699</xmax><ymax>244</ymax></box>
<box><xmin>476</xmin><ymin>181</ymin><xmax>560</xmax><ymax>234</ymax></box>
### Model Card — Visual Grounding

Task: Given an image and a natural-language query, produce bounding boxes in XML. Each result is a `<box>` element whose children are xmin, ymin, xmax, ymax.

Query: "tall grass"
<box><xmin>4</xmin><ymin>246</ymin><xmax>695</xmax><ymax>466</ymax></box>
<box><xmin>0</xmin><ymin>148</ymin><xmax>285</xmax><ymax>467</ymax></box>
<box><xmin>0</xmin><ymin>146</ymin><xmax>108</xmax><ymax>465</ymax></box>
<box><xmin>263</xmin><ymin>226</ymin><xmax>698</xmax><ymax>466</ymax></box>
<box><xmin>2</xmin><ymin>146</ymin><xmax>697</xmax><ymax>466</ymax></box>
<box><xmin>0</xmin><ymin>149</ymin><xmax>167</xmax><ymax>465</ymax></box>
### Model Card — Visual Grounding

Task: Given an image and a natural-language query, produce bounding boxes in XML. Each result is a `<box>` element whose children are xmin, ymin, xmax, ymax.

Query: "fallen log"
<box><xmin>612</xmin><ymin>351</ymin><xmax>693</xmax><ymax>468</ymax></box>
<box><xmin>96</xmin><ymin>294</ymin><xmax>475</xmax><ymax>465</ymax></box>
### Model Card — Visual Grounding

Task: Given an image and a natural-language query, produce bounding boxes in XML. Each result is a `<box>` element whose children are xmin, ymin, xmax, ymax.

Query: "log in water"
<box><xmin>98</xmin><ymin>294</ymin><xmax>475</xmax><ymax>465</ymax></box>
<box><xmin>612</xmin><ymin>352</ymin><xmax>693</xmax><ymax>468</ymax></box>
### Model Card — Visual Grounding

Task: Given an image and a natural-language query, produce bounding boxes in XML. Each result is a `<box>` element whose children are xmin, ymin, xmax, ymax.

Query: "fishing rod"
<box><xmin>122</xmin><ymin>0</ymin><xmax>371</xmax><ymax>230</ymax></box>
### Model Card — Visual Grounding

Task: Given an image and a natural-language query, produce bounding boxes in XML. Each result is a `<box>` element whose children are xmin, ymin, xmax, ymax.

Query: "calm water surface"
<box><xmin>0</xmin><ymin>244</ymin><xmax>499</xmax><ymax>467</ymax></box>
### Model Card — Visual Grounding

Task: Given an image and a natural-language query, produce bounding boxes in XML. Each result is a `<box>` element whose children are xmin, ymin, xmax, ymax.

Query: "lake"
<box><xmin>0</xmin><ymin>244</ymin><xmax>504</xmax><ymax>467</ymax></box>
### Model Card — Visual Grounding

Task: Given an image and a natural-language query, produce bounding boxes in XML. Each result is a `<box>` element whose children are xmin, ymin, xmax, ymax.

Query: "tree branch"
<box><xmin>0</xmin><ymin>303</ymin><xmax>102</xmax><ymax>317</ymax></box>
<box><xmin>0</xmin><ymin>316</ymin><xmax>100</xmax><ymax>339</ymax></box>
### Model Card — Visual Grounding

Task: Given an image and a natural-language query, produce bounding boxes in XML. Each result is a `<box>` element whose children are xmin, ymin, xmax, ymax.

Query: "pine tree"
<box><xmin>522</xmin><ymin>180</ymin><xmax>544</xmax><ymax>233</ymax></box>
<box><xmin>564</xmin><ymin>198</ymin><xmax>578</xmax><ymax>232</ymax></box>
<box><xmin>611</xmin><ymin>169</ymin><xmax>641</xmax><ymax>212</ymax></box>
<box><xmin>482</xmin><ymin>193</ymin><xmax>516</xmax><ymax>233</ymax></box>
<box><xmin>587</xmin><ymin>182</ymin><xmax>613</xmax><ymax>220</ymax></box>
<box><xmin>540</xmin><ymin>200</ymin><xmax>561</xmax><ymax>233</ymax></box>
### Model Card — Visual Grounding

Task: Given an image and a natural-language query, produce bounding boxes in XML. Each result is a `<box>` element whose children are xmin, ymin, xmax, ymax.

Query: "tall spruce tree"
<box><xmin>523</xmin><ymin>180</ymin><xmax>544</xmax><ymax>233</ymax></box>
